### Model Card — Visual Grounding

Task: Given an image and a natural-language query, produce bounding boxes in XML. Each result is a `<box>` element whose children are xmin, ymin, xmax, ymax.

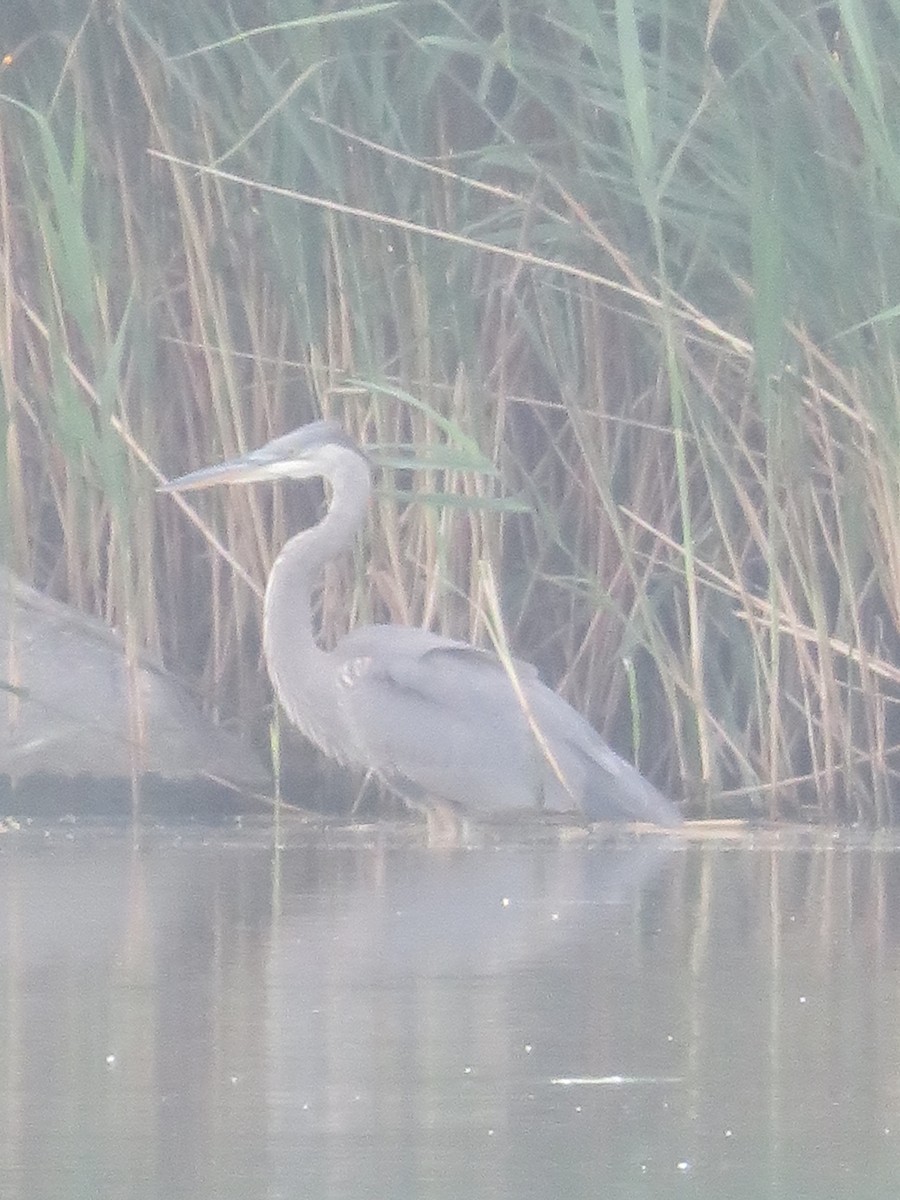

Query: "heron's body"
<box><xmin>162</xmin><ymin>421</ymin><xmax>681</xmax><ymax>828</ymax></box>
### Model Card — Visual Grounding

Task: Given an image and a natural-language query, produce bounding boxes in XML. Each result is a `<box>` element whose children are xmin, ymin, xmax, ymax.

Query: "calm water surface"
<box><xmin>2</xmin><ymin>816</ymin><xmax>900</xmax><ymax>1199</ymax></box>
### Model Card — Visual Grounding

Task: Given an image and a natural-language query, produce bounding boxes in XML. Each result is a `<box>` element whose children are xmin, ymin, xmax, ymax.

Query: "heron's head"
<box><xmin>159</xmin><ymin>421</ymin><xmax>368</xmax><ymax>493</ymax></box>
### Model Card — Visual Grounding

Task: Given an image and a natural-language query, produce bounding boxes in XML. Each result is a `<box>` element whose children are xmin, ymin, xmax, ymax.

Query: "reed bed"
<box><xmin>0</xmin><ymin>0</ymin><xmax>898</xmax><ymax>820</ymax></box>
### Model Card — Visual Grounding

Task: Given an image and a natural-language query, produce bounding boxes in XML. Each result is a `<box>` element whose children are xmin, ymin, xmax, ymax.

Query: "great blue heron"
<box><xmin>161</xmin><ymin>421</ymin><xmax>682</xmax><ymax>828</ymax></box>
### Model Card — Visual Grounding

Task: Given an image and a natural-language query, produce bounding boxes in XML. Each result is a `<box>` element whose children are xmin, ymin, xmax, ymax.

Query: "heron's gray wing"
<box><xmin>336</xmin><ymin>635</ymin><xmax>548</xmax><ymax>814</ymax></box>
<box><xmin>337</xmin><ymin>626</ymin><xmax>681</xmax><ymax>826</ymax></box>
<box><xmin>520</xmin><ymin>683</ymin><xmax>682</xmax><ymax>826</ymax></box>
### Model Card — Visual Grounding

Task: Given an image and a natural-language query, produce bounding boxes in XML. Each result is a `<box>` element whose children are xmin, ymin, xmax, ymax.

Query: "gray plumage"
<box><xmin>161</xmin><ymin>421</ymin><xmax>681</xmax><ymax>827</ymax></box>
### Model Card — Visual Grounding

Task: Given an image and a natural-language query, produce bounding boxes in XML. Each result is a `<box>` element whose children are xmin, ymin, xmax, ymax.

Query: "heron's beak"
<box><xmin>158</xmin><ymin>449</ymin><xmax>282</xmax><ymax>493</ymax></box>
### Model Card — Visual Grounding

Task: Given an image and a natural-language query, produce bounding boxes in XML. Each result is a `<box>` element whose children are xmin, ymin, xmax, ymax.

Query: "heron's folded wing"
<box><xmin>337</xmin><ymin>640</ymin><xmax>544</xmax><ymax>812</ymax></box>
<box><xmin>521</xmin><ymin>684</ymin><xmax>682</xmax><ymax>826</ymax></box>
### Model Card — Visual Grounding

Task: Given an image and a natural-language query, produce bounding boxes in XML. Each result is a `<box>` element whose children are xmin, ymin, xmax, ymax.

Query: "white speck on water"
<box><xmin>552</xmin><ymin>1075</ymin><xmax>683</xmax><ymax>1086</ymax></box>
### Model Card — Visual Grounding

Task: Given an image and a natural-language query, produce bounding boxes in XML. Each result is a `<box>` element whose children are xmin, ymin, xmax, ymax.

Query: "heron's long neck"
<box><xmin>262</xmin><ymin>453</ymin><xmax>371</xmax><ymax>740</ymax></box>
